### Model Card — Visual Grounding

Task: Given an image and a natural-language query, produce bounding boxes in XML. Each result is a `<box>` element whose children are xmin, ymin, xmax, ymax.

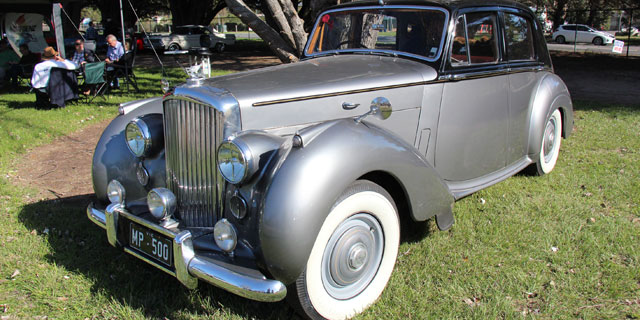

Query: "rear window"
<box><xmin>504</xmin><ymin>13</ymin><xmax>535</xmax><ymax>61</ymax></box>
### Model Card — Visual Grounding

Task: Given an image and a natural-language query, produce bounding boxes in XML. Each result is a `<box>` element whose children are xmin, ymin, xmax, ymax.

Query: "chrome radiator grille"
<box><xmin>163</xmin><ymin>99</ymin><xmax>224</xmax><ymax>227</ymax></box>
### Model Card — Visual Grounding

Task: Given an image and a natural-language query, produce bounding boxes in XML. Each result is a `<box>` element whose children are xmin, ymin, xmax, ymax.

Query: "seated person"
<box><xmin>6</xmin><ymin>44</ymin><xmax>41</xmax><ymax>87</ymax></box>
<box><xmin>0</xmin><ymin>39</ymin><xmax>19</xmax><ymax>86</ymax></box>
<box><xmin>31</xmin><ymin>47</ymin><xmax>78</xmax><ymax>94</ymax></box>
<box><xmin>71</xmin><ymin>39</ymin><xmax>97</xmax><ymax>66</ymax></box>
<box><xmin>105</xmin><ymin>34</ymin><xmax>124</xmax><ymax>88</ymax></box>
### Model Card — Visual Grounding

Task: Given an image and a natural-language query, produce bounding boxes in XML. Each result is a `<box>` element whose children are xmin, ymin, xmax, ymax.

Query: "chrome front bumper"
<box><xmin>87</xmin><ymin>203</ymin><xmax>287</xmax><ymax>302</ymax></box>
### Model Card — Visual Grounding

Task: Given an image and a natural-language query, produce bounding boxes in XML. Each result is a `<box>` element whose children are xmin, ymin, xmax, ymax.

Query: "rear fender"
<box><xmin>528</xmin><ymin>73</ymin><xmax>574</xmax><ymax>157</ymax></box>
<box><xmin>259</xmin><ymin>119</ymin><xmax>454</xmax><ymax>284</ymax></box>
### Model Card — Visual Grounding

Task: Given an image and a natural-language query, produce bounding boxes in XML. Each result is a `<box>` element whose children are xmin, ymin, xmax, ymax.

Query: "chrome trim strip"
<box><xmin>252</xmin><ymin>66</ymin><xmax>550</xmax><ymax>107</ymax></box>
<box><xmin>252</xmin><ymin>80</ymin><xmax>443</xmax><ymax>107</ymax></box>
<box><xmin>304</xmin><ymin>5</ymin><xmax>450</xmax><ymax>63</ymax></box>
<box><xmin>88</xmin><ymin>203</ymin><xmax>287</xmax><ymax>302</ymax></box>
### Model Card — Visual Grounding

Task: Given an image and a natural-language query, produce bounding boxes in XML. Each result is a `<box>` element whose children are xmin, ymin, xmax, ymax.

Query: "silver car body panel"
<box><xmin>259</xmin><ymin>119</ymin><xmax>454</xmax><ymax>283</ymax></box>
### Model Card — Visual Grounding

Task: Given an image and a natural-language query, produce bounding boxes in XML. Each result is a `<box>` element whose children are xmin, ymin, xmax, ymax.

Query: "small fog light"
<box><xmin>107</xmin><ymin>180</ymin><xmax>125</xmax><ymax>205</ymax></box>
<box><xmin>147</xmin><ymin>188</ymin><xmax>176</xmax><ymax>221</ymax></box>
<box><xmin>214</xmin><ymin>219</ymin><xmax>237</xmax><ymax>252</ymax></box>
<box><xmin>136</xmin><ymin>163</ymin><xmax>150</xmax><ymax>186</ymax></box>
<box><xmin>229</xmin><ymin>194</ymin><xmax>247</xmax><ymax>220</ymax></box>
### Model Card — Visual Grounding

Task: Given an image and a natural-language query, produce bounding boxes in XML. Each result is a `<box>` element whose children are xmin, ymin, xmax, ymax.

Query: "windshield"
<box><xmin>306</xmin><ymin>7</ymin><xmax>448</xmax><ymax>60</ymax></box>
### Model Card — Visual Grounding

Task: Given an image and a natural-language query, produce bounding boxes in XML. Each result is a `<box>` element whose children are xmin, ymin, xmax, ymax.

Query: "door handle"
<box><xmin>342</xmin><ymin>102</ymin><xmax>360</xmax><ymax>110</ymax></box>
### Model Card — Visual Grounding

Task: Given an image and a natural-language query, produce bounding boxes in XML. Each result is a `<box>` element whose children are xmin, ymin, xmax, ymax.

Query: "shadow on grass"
<box><xmin>18</xmin><ymin>195</ymin><xmax>297</xmax><ymax>319</ymax></box>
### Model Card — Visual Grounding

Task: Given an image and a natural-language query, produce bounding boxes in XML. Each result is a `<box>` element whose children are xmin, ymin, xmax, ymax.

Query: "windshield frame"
<box><xmin>303</xmin><ymin>5</ymin><xmax>450</xmax><ymax>63</ymax></box>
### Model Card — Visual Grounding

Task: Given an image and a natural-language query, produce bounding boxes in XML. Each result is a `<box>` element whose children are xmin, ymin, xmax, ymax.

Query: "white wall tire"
<box><xmin>290</xmin><ymin>180</ymin><xmax>400</xmax><ymax>320</ymax></box>
<box><xmin>536</xmin><ymin>109</ymin><xmax>562</xmax><ymax>175</ymax></box>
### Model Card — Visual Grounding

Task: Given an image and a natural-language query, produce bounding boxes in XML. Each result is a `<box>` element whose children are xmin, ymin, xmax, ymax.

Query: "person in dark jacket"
<box><xmin>6</xmin><ymin>44</ymin><xmax>41</xmax><ymax>87</ymax></box>
<box><xmin>71</xmin><ymin>39</ymin><xmax>97</xmax><ymax>66</ymax></box>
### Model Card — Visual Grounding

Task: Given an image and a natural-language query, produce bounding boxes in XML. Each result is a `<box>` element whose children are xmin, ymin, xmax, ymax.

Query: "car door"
<box><xmin>502</xmin><ymin>10</ymin><xmax>539</xmax><ymax>164</ymax></box>
<box><xmin>577</xmin><ymin>25</ymin><xmax>591</xmax><ymax>43</ymax></box>
<box><xmin>562</xmin><ymin>25</ymin><xmax>576</xmax><ymax>42</ymax></box>
<box><xmin>436</xmin><ymin>10</ymin><xmax>509</xmax><ymax>182</ymax></box>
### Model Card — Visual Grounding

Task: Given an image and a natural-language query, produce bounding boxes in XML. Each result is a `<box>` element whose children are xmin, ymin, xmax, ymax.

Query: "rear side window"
<box><xmin>562</xmin><ymin>25</ymin><xmax>576</xmax><ymax>31</ymax></box>
<box><xmin>504</xmin><ymin>13</ymin><xmax>535</xmax><ymax>61</ymax></box>
<box><xmin>450</xmin><ymin>12</ymin><xmax>499</xmax><ymax>65</ymax></box>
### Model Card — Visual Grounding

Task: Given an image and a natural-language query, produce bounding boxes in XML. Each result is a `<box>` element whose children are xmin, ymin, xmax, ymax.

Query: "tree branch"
<box><xmin>225</xmin><ymin>0</ymin><xmax>299</xmax><ymax>62</ymax></box>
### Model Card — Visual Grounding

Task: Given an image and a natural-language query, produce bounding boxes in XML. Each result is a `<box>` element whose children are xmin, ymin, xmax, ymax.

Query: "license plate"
<box><xmin>128</xmin><ymin>222</ymin><xmax>173</xmax><ymax>267</ymax></box>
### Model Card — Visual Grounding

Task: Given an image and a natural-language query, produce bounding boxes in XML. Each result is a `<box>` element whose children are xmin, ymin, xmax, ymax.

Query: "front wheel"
<box><xmin>593</xmin><ymin>37</ymin><xmax>604</xmax><ymax>45</ymax></box>
<box><xmin>290</xmin><ymin>180</ymin><xmax>400</xmax><ymax>320</ymax></box>
<box><xmin>534</xmin><ymin>109</ymin><xmax>563</xmax><ymax>175</ymax></box>
<box><xmin>214</xmin><ymin>43</ymin><xmax>225</xmax><ymax>53</ymax></box>
<box><xmin>167</xmin><ymin>43</ymin><xmax>181</xmax><ymax>51</ymax></box>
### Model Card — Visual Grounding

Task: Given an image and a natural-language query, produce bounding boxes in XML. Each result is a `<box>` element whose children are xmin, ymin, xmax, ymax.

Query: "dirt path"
<box><xmin>12</xmin><ymin>120</ymin><xmax>109</xmax><ymax>200</ymax></box>
<box><xmin>11</xmin><ymin>52</ymin><xmax>639</xmax><ymax>200</ymax></box>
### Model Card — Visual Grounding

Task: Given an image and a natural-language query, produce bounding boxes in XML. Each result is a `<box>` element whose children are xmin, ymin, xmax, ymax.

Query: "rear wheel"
<box><xmin>214</xmin><ymin>43</ymin><xmax>225</xmax><ymax>53</ymax></box>
<box><xmin>555</xmin><ymin>35</ymin><xmax>566</xmax><ymax>44</ymax></box>
<box><xmin>289</xmin><ymin>180</ymin><xmax>400</xmax><ymax>320</ymax></box>
<box><xmin>534</xmin><ymin>109</ymin><xmax>563</xmax><ymax>175</ymax></box>
<box><xmin>592</xmin><ymin>37</ymin><xmax>604</xmax><ymax>45</ymax></box>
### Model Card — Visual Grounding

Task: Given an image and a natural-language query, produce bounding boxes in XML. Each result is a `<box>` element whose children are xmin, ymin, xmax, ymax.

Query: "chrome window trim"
<box><xmin>303</xmin><ymin>5</ymin><xmax>450</xmax><ymax>63</ymax></box>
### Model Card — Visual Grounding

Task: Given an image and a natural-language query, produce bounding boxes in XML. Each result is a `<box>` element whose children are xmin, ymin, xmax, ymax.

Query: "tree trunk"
<box><xmin>278</xmin><ymin>0</ymin><xmax>307</xmax><ymax>55</ymax></box>
<box><xmin>225</xmin><ymin>0</ymin><xmax>299</xmax><ymax>62</ymax></box>
<box><xmin>264</xmin><ymin>0</ymin><xmax>296</xmax><ymax>48</ymax></box>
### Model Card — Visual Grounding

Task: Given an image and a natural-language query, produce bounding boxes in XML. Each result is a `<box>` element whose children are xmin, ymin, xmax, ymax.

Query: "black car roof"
<box><xmin>330</xmin><ymin>0</ymin><xmax>532</xmax><ymax>13</ymax></box>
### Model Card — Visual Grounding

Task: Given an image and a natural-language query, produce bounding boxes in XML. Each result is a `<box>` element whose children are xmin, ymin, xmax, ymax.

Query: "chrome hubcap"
<box><xmin>321</xmin><ymin>213</ymin><xmax>384</xmax><ymax>300</ymax></box>
<box><xmin>543</xmin><ymin>117</ymin><xmax>557</xmax><ymax>163</ymax></box>
<box><xmin>348</xmin><ymin>243</ymin><xmax>368</xmax><ymax>271</ymax></box>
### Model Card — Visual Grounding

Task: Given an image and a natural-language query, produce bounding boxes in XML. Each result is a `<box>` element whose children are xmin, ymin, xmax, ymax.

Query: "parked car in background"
<box><xmin>553</xmin><ymin>24</ymin><xmax>615</xmax><ymax>45</ymax></box>
<box><xmin>87</xmin><ymin>1</ymin><xmax>573</xmax><ymax>319</ymax></box>
<box><xmin>144</xmin><ymin>25</ymin><xmax>235</xmax><ymax>52</ymax></box>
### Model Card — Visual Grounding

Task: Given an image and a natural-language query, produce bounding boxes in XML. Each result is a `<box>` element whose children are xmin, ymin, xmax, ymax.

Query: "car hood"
<box><xmin>201</xmin><ymin>54</ymin><xmax>438</xmax><ymax>108</ymax></box>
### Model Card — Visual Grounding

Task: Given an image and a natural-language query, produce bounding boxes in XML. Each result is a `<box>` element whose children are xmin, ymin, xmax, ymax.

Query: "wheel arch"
<box><xmin>527</xmin><ymin>73</ymin><xmax>574</xmax><ymax>158</ymax></box>
<box><xmin>258</xmin><ymin>119</ymin><xmax>454</xmax><ymax>285</ymax></box>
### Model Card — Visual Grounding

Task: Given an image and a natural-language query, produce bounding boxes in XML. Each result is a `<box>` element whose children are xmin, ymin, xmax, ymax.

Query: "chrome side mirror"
<box><xmin>355</xmin><ymin>97</ymin><xmax>392</xmax><ymax>123</ymax></box>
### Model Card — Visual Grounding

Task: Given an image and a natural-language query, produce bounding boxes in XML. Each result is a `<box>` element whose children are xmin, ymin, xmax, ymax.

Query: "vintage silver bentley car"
<box><xmin>87</xmin><ymin>0</ymin><xmax>573</xmax><ymax>319</ymax></box>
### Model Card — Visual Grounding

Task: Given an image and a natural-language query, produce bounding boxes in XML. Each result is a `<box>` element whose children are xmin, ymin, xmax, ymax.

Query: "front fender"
<box><xmin>91</xmin><ymin>97</ymin><xmax>166</xmax><ymax>206</ymax></box>
<box><xmin>259</xmin><ymin>119</ymin><xmax>453</xmax><ymax>284</ymax></box>
<box><xmin>528</xmin><ymin>73</ymin><xmax>574</xmax><ymax>157</ymax></box>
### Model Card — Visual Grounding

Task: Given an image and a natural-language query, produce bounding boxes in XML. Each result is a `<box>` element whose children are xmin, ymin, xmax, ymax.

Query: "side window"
<box><xmin>465</xmin><ymin>12</ymin><xmax>499</xmax><ymax>63</ymax></box>
<box><xmin>504</xmin><ymin>13</ymin><xmax>535</xmax><ymax>61</ymax></box>
<box><xmin>563</xmin><ymin>25</ymin><xmax>576</xmax><ymax>31</ymax></box>
<box><xmin>451</xmin><ymin>16</ymin><xmax>469</xmax><ymax>65</ymax></box>
<box><xmin>451</xmin><ymin>12</ymin><xmax>499</xmax><ymax>66</ymax></box>
<box><xmin>577</xmin><ymin>26</ymin><xmax>589</xmax><ymax>32</ymax></box>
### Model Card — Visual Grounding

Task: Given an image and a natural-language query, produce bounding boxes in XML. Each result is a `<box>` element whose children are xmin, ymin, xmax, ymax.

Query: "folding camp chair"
<box><xmin>83</xmin><ymin>61</ymin><xmax>107</xmax><ymax>103</ymax></box>
<box><xmin>104</xmin><ymin>50</ymin><xmax>139</xmax><ymax>93</ymax></box>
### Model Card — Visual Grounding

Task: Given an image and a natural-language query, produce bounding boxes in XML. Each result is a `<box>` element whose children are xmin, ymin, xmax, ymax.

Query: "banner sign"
<box><xmin>612</xmin><ymin>40</ymin><xmax>625</xmax><ymax>54</ymax></box>
<box><xmin>52</xmin><ymin>3</ymin><xmax>65</xmax><ymax>58</ymax></box>
<box><xmin>4</xmin><ymin>13</ymin><xmax>48</xmax><ymax>57</ymax></box>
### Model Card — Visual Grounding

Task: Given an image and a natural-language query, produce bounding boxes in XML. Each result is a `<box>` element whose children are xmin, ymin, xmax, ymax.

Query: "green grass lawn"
<box><xmin>0</xmin><ymin>68</ymin><xmax>639</xmax><ymax>319</ymax></box>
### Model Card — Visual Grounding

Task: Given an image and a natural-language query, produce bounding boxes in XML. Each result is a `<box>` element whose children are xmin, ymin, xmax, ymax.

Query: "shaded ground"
<box><xmin>552</xmin><ymin>52</ymin><xmax>640</xmax><ymax>106</ymax></box>
<box><xmin>11</xmin><ymin>51</ymin><xmax>639</xmax><ymax>200</ymax></box>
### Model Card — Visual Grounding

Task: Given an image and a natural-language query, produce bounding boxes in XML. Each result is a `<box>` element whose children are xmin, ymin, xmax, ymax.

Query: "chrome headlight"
<box><xmin>125</xmin><ymin>118</ymin><xmax>151</xmax><ymax>157</ymax></box>
<box><xmin>217</xmin><ymin>140</ymin><xmax>252</xmax><ymax>184</ymax></box>
<box><xmin>214</xmin><ymin>218</ymin><xmax>237</xmax><ymax>252</ymax></box>
<box><xmin>107</xmin><ymin>180</ymin><xmax>125</xmax><ymax>205</ymax></box>
<box><xmin>147</xmin><ymin>188</ymin><xmax>176</xmax><ymax>221</ymax></box>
